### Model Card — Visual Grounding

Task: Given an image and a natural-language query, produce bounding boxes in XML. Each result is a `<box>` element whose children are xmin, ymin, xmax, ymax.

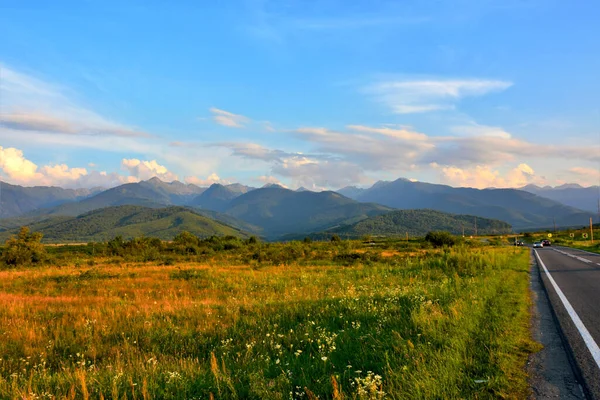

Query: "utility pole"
<box><xmin>553</xmin><ymin>217</ymin><xmax>557</xmax><ymax>233</ymax></box>
<box><xmin>591</xmin><ymin>217</ymin><xmax>594</xmax><ymax>244</ymax></box>
<box><xmin>474</xmin><ymin>217</ymin><xmax>478</xmax><ymax>236</ymax></box>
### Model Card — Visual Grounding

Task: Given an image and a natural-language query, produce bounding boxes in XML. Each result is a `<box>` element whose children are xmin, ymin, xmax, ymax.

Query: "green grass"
<box><xmin>0</xmin><ymin>244</ymin><xmax>537</xmax><ymax>399</ymax></box>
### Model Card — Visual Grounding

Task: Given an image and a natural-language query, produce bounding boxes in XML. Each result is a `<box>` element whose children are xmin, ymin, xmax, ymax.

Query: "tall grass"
<box><xmin>0</xmin><ymin>244</ymin><xmax>536</xmax><ymax>399</ymax></box>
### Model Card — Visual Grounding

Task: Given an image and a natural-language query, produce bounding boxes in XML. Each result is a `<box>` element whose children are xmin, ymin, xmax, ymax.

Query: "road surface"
<box><xmin>534</xmin><ymin>246</ymin><xmax>600</xmax><ymax>399</ymax></box>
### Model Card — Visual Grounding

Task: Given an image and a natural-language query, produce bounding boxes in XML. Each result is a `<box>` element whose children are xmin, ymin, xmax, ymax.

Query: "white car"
<box><xmin>533</xmin><ymin>242</ymin><xmax>543</xmax><ymax>248</ymax></box>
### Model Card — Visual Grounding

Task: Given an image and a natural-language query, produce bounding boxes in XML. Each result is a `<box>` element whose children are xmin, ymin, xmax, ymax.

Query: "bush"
<box><xmin>425</xmin><ymin>231</ymin><xmax>457</xmax><ymax>248</ymax></box>
<box><xmin>1</xmin><ymin>227</ymin><xmax>46</xmax><ymax>267</ymax></box>
<box><xmin>171</xmin><ymin>231</ymin><xmax>200</xmax><ymax>255</ymax></box>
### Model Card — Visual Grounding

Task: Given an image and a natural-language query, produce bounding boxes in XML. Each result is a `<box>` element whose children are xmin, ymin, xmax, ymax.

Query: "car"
<box><xmin>533</xmin><ymin>242</ymin><xmax>543</xmax><ymax>248</ymax></box>
<box><xmin>542</xmin><ymin>239</ymin><xmax>551</xmax><ymax>246</ymax></box>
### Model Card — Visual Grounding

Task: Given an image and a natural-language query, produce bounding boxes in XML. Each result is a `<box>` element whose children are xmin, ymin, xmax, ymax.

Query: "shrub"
<box><xmin>1</xmin><ymin>227</ymin><xmax>46</xmax><ymax>267</ymax></box>
<box><xmin>425</xmin><ymin>231</ymin><xmax>457</xmax><ymax>248</ymax></box>
<box><xmin>171</xmin><ymin>231</ymin><xmax>200</xmax><ymax>255</ymax></box>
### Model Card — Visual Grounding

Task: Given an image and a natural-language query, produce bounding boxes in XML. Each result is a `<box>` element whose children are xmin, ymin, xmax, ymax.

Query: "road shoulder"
<box><xmin>528</xmin><ymin>253</ymin><xmax>586</xmax><ymax>399</ymax></box>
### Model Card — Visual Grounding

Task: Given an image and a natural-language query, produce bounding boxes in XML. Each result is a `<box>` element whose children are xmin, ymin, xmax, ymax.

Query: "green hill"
<box><xmin>315</xmin><ymin>209</ymin><xmax>512</xmax><ymax>238</ymax></box>
<box><xmin>0</xmin><ymin>205</ymin><xmax>249</xmax><ymax>243</ymax></box>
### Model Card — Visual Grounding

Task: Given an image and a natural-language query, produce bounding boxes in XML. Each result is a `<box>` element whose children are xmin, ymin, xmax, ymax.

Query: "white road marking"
<box><xmin>553</xmin><ymin>248</ymin><xmax>595</xmax><ymax>264</ymax></box>
<box><xmin>535</xmin><ymin>250</ymin><xmax>600</xmax><ymax>369</ymax></box>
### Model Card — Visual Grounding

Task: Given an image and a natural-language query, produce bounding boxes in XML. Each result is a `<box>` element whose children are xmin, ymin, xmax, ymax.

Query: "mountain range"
<box><xmin>337</xmin><ymin>178</ymin><xmax>592</xmax><ymax>230</ymax></box>
<box><xmin>520</xmin><ymin>184</ymin><xmax>600</xmax><ymax>213</ymax></box>
<box><xmin>0</xmin><ymin>176</ymin><xmax>596</xmax><ymax>241</ymax></box>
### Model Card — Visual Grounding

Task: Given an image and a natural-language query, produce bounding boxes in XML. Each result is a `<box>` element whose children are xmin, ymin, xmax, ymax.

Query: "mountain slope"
<box><xmin>325</xmin><ymin>209</ymin><xmax>512</xmax><ymax>238</ymax></box>
<box><xmin>190</xmin><ymin>183</ymin><xmax>242</xmax><ymax>212</ymax></box>
<box><xmin>27</xmin><ymin>178</ymin><xmax>206</xmax><ymax>217</ymax></box>
<box><xmin>0</xmin><ymin>205</ymin><xmax>249</xmax><ymax>242</ymax></box>
<box><xmin>349</xmin><ymin>178</ymin><xmax>590</xmax><ymax>229</ymax></box>
<box><xmin>223</xmin><ymin>187</ymin><xmax>394</xmax><ymax>238</ymax></box>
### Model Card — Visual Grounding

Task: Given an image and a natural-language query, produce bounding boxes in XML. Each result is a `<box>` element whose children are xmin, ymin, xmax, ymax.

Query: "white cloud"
<box><xmin>568</xmin><ymin>167</ymin><xmax>600</xmax><ymax>187</ymax></box>
<box><xmin>209</xmin><ymin>107</ymin><xmax>250</xmax><ymax>128</ymax></box>
<box><xmin>40</xmin><ymin>164</ymin><xmax>88</xmax><ymax>183</ymax></box>
<box><xmin>272</xmin><ymin>156</ymin><xmax>366</xmax><ymax>189</ymax></box>
<box><xmin>207</xmin><ymin>121</ymin><xmax>600</xmax><ymax>190</ymax></box>
<box><xmin>450</xmin><ymin>123</ymin><xmax>512</xmax><ymax>139</ymax></box>
<box><xmin>366</xmin><ymin>78</ymin><xmax>512</xmax><ymax>114</ymax></box>
<box><xmin>184</xmin><ymin>173</ymin><xmax>229</xmax><ymax>186</ymax></box>
<box><xmin>0</xmin><ymin>64</ymin><xmax>151</xmax><ymax>137</ymax></box>
<box><xmin>569</xmin><ymin>167</ymin><xmax>600</xmax><ymax>178</ymax></box>
<box><xmin>0</xmin><ymin>146</ymin><xmax>184</xmax><ymax>188</ymax></box>
<box><xmin>121</xmin><ymin>159</ymin><xmax>178</xmax><ymax>182</ymax></box>
<box><xmin>436</xmin><ymin>163</ymin><xmax>542</xmax><ymax>189</ymax></box>
<box><xmin>0</xmin><ymin>146</ymin><xmax>43</xmax><ymax>183</ymax></box>
<box><xmin>1</xmin><ymin>112</ymin><xmax>151</xmax><ymax>137</ymax></box>
<box><xmin>346</xmin><ymin>124</ymin><xmax>430</xmax><ymax>142</ymax></box>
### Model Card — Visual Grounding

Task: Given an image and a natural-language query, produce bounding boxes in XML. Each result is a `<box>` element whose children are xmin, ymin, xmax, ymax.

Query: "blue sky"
<box><xmin>0</xmin><ymin>0</ymin><xmax>599</xmax><ymax>189</ymax></box>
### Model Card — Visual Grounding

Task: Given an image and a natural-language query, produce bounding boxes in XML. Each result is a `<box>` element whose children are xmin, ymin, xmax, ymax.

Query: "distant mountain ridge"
<box><xmin>0</xmin><ymin>181</ymin><xmax>103</xmax><ymax>218</ymax></box>
<box><xmin>1</xmin><ymin>177</ymin><xmax>594</xmax><ymax>239</ymax></box>
<box><xmin>520</xmin><ymin>184</ymin><xmax>600</xmax><ymax>213</ymax></box>
<box><xmin>336</xmin><ymin>178</ymin><xmax>591</xmax><ymax>230</ymax></box>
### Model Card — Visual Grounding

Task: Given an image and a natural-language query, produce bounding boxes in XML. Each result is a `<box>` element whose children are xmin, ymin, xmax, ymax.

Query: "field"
<box><xmin>0</xmin><ymin>239</ymin><xmax>538</xmax><ymax>399</ymax></box>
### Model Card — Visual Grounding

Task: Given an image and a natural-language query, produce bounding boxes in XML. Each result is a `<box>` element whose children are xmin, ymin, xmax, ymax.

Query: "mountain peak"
<box><xmin>208</xmin><ymin>183</ymin><xmax>226</xmax><ymax>189</ymax></box>
<box><xmin>372</xmin><ymin>180</ymin><xmax>392</xmax><ymax>189</ymax></box>
<box><xmin>146</xmin><ymin>177</ymin><xmax>164</xmax><ymax>184</ymax></box>
<box><xmin>556</xmin><ymin>183</ymin><xmax>584</xmax><ymax>190</ymax></box>
<box><xmin>262</xmin><ymin>183</ymin><xmax>285</xmax><ymax>189</ymax></box>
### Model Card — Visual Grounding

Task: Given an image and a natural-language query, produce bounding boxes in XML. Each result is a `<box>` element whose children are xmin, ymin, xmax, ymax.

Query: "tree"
<box><xmin>1</xmin><ymin>227</ymin><xmax>46</xmax><ymax>267</ymax></box>
<box><xmin>425</xmin><ymin>231</ymin><xmax>456</xmax><ymax>248</ymax></box>
<box><xmin>172</xmin><ymin>231</ymin><xmax>200</xmax><ymax>255</ymax></box>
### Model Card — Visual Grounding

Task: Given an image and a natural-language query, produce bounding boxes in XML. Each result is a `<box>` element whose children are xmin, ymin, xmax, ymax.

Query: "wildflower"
<box><xmin>321</xmin><ymin>356</ymin><xmax>328</xmax><ymax>361</ymax></box>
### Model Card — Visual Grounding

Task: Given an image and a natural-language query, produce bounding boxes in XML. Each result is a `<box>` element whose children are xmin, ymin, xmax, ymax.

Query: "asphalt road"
<box><xmin>534</xmin><ymin>246</ymin><xmax>600</xmax><ymax>399</ymax></box>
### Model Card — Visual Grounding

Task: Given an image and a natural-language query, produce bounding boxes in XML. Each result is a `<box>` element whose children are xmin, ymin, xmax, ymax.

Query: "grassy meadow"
<box><xmin>0</xmin><ymin>237</ymin><xmax>537</xmax><ymax>399</ymax></box>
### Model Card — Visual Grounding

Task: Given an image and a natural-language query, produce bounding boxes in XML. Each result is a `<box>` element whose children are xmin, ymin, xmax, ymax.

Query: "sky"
<box><xmin>0</xmin><ymin>0</ymin><xmax>599</xmax><ymax>190</ymax></box>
